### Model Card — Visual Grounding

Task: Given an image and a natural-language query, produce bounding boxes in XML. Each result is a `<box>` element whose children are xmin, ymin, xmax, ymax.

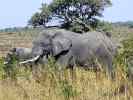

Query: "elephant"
<box><xmin>72</xmin><ymin>31</ymin><xmax>117</xmax><ymax>78</ymax></box>
<box><xmin>20</xmin><ymin>28</ymin><xmax>80</xmax><ymax>64</ymax></box>
<box><xmin>4</xmin><ymin>47</ymin><xmax>32</xmax><ymax>65</ymax></box>
<box><xmin>19</xmin><ymin>28</ymin><xmax>117</xmax><ymax>79</ymax></box>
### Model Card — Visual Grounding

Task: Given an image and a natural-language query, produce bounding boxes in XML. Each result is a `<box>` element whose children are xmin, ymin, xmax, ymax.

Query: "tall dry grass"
<box><xmin>0</xmin><ymin>59</ymin><xmax>133</xmax><ymax>100</ymax></box>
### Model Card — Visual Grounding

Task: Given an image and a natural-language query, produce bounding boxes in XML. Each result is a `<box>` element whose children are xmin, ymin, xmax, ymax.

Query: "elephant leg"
<box><xmin>56</xmin><ymin>51</ymin><xmax>73</xmax><ymax>69</ymax></box>
<box><xmin>104</xmin><ymin>55</ymin><xmax>115</xmax><ymax>80</ymax></box>
<box><xmin>56</xmin><ymin>51</ymin><xmax>76</xmax><ymax>81</ymax></box>
<box><xmin>103</xmin><ymin>53</ymin><xmax>115</xmax><ymax>80</ymax></box>
<box><xmin>96</xmin><ymin>46</ymin><xmax>115</xmax><ymax>79</ymax></box>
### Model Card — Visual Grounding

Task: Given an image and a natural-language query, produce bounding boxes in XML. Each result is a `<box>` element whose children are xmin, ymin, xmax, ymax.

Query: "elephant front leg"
<box><xmin>56</xmin><ymin>52</ymin><xmax>76</xmax><ymax>82</ymax></box>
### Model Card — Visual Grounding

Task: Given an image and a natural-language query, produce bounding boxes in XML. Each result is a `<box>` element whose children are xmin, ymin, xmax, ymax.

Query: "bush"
<box><xmin>114</xmin><ymin>34</ymin><xmax>133</xmax><ymax>77</ymax></box>
<box><xmin>0</xmin><ymin>54</ymin><xmax>19</xmax><ymax>80</ymax></box>
<box><xmin>97</xmin><ymin>21</ymin><xmax>113</xmax><ymax>32</ymax></box>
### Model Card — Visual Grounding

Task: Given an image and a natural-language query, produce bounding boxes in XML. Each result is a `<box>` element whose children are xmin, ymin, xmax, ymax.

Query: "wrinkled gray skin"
<box><xmin>20</xmin><ymin>28</ymin><xmax>117</xmax><ymax>78</ymax></box>
<box><xmin>4</xmin><ymin>47</ymin><xmax>32</xmax><ymax>64</ymax></box>
<box><xmin>72</xmin><ymin>32</ymin><xmax>117</xmax><ymax>78</ymax></box>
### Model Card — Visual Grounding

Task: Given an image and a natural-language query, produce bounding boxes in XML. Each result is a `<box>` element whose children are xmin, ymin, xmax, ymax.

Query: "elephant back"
<box><xmin>84</xmin><ymin>31</ymin><xmax>117</xmax><ymax>56</ymax></box>
<box><xmin>33</xmin><ymin>28</ymin><xmax>80</xmax><ymax>45</ymax></box>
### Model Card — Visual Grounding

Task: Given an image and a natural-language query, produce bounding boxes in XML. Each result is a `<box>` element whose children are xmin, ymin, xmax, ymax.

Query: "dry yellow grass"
<box><xmin>0</xmin><ymin>66</ymin><xmax>133</xmax><ymax>100</ymax></box>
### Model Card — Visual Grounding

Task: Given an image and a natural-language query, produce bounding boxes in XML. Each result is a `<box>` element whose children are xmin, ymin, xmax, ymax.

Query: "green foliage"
<box><xmin>0</xmin><ymin>58</ymin><xmax>5</xmax><ymax>79</ymax></box>
<box><xmin>2</xmin><ymin>54</ymin><xmax>19</xmax><ymax>79</ymax></box>
<box><xmin>28</xmin><ymin>4</ymin><xmax>51</xmax><ymax>27</ymax></box>
<box><xmin>59</xmin><ymin>80</ymin><xmax>78</xmax><ymax>100</ymax></box>
<box><xmin>28</xmin><ymin>12</ymin><xmax>42</xmax><ymax>27</ymax></box>
<box><xmin>29</xmin><ymin>0</ymin><xmax>111</xmax><ymax>33</ymax></box>
<box><xmin>65</xmin><ymin>18</ymin><xmax>94</xmax><ymax>33</ymax></box>
<box><xmin>121</xmin><ymin>36</ymin><xmax>133</xmax><ymax>68</ymax></box>
<box><xmin>97</xmin><ymin>21</ymin><xmax>113</xmax><ymax>33</ymax></box>
<box><xmin>114</xmin><ymin>34</ymin><xmax>133</xmax><ymax>75</ymax></box>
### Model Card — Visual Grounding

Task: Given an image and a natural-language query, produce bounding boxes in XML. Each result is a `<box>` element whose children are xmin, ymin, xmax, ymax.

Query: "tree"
<box><xmin>29</xmin><ymin>12</ymin><xmax>41</xmax><ymax>27</ymax></box>
<box><xmin>28</xmin><ymin>4</ymin><xmax>51</xmax><ymax>27</ymax></box>
<box><xmin>29</xmin><ymin>0</ymin><xmax>111</xmax><ymax>32</ymax></box>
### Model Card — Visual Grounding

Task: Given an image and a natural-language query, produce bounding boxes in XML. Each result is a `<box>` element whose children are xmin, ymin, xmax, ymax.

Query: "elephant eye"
<box><xmin>40</xmin><ymin>42</ymin><xmax>50</xmax><ymax>47</ymax></box>
<box><xmin>40</xmin><ymin>43</ymin><xmax>47</xmax><ymax>47</ymax></box>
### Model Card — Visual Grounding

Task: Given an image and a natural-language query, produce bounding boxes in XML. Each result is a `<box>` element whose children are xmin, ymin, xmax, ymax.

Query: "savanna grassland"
<box><xmin>0</xmin><ymin>26</ymin><xmax>133</xmax><ymax>100</ymax></box>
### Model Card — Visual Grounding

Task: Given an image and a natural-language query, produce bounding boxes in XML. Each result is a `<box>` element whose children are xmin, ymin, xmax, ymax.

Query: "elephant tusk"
<box><xmin>4</xmin><ymin>61</ymin><xmax>8</xmax><ymax>65</ymax></box>
<box><xmin>19</xmin><ymin>55</ymin><xmax>40</xmax><ymax>64</ymax></box>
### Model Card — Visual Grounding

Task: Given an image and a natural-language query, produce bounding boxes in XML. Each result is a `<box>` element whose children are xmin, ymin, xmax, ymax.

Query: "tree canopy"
<box><xmin>29</xmin><ymin>0</ymin><xmax>111</xmax><ymax>33</ymax></box>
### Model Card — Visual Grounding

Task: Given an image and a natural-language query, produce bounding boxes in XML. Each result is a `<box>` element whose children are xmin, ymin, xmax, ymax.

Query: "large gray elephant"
<box><xmin>20</xmin><ymin>28</ymin><xmax>117</xmax><ymax>78</ymax></box>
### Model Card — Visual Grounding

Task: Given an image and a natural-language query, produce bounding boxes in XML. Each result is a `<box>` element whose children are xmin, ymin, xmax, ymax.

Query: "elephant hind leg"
<box><xmin>104</xmin><ymin>56</ymin><xmax>115</xmax><ymax>79</ymax></box>
<box><xmin>96</xmin><ymin>47</ymin><xmax>115</xmax><ymax>79</ymax></box>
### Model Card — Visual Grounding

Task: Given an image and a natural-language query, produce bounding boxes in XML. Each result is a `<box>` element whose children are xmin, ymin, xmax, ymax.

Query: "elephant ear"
<box><xmin>52</xmin><ymin>36</ymin><xmax>72</xmax><ymax>56</ymax></box>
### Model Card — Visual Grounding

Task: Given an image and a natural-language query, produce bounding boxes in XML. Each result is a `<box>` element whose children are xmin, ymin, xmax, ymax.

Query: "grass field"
<box><xmin>0</xmin><ymin>28</ymin><xmax>42</xmax><ymax>57</ymax></box>
<box><xmin>0</xmin><ymin>64</ymin><xmax>133</xmax><ymax>100</ymax></box>
<box><xmin>0</xmin><ymin>27</ymin><xmax>133</xmax><ymax>100</ymax></box>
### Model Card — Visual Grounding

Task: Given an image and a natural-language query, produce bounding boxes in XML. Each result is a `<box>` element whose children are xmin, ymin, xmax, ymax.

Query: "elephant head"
<box><xmin>20</xmin><ymin>31</ymin><xmax>72</xmax><ymax>64</ymax></box>
<box><xmin>4</xmin><ymin>48</ymin><xmax>19</xmax><ymax>64</ymax></box>
<box><xmin>4</xmin><ymin>47</ymin><xmax>32</xmax><ymax>65</ymax></box>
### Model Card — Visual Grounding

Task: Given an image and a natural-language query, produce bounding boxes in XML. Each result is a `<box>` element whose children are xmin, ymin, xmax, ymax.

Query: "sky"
<box><xmin>0</xmin><ymin>0</ymin><xmax>132</xmax><ymax>29</ymax></box>
<box><xmin>103</xmin><ymin>0</ymin><xmax>133</xmax><ymax>22</ymax></box>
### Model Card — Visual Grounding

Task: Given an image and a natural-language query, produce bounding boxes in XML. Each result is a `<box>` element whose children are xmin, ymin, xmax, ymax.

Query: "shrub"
<box><xmin>2</xmin><ymin>54</ymin><xmax>18</xmax><ymax>79</ymax></box>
